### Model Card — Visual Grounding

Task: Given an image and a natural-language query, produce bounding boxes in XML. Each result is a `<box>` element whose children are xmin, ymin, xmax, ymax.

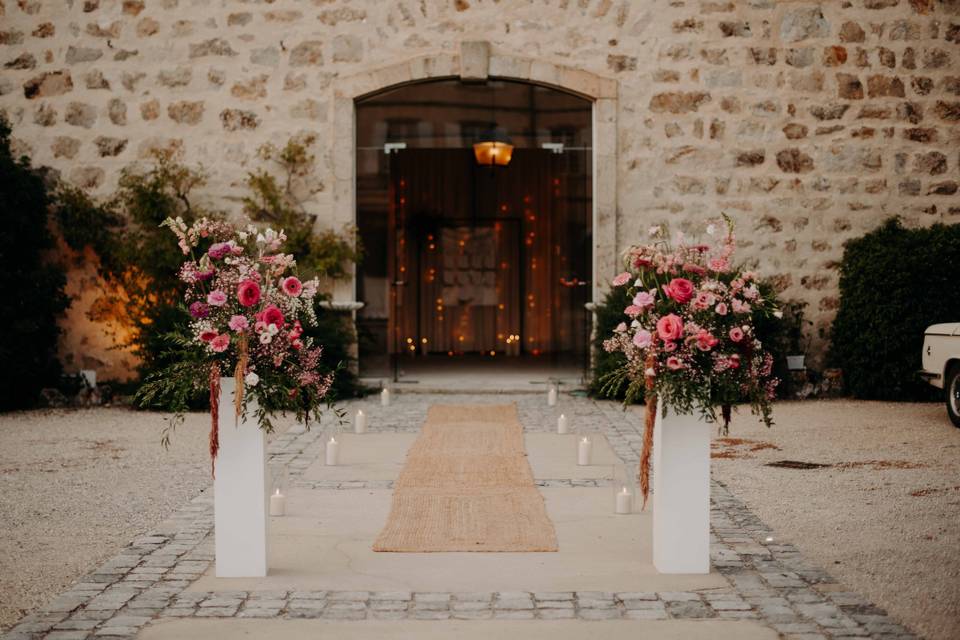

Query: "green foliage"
<box><xmin>588</xmin><ymin>285</ymin><xmax>632</xmax><ymax>401</ymax></box>
<box><xmin>56</xmin><ymin>150</ymin><xmax>212</xmax><ymax>389</ymax></box>
<box><xmin>829</xmin><ymin>217</ymin><xmax>960</xmax><ymax>400</ymax></box>
<box><xmin>243</xmin><ymin>136</ymin><xmax>361</xmax><ymax>281</ymax></box>
<box><xmin>0</xmin><ymin>117</ymin><xmax>70</xmax><ymax>410</ymax></box>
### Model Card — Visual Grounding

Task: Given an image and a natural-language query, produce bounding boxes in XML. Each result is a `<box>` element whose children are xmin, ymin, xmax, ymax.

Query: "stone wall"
<box><xmin>1</xmin><ymin>0</ymin><xmax>958</xmax><ymax>373</ymax></box>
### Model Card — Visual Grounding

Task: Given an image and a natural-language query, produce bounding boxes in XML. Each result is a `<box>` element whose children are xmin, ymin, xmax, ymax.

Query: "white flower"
<box><xmin>259</xmin><ymin>333</ymin><xmax>273</xmax><ymax>345</ymax></box>
<box><xmin>773</xmin><ymin>310</ymin><xmax>783</xmax><ymax>319</ymax></box>
<box><xmin>634</xmin><ymin>278</ymin><xmax>643</xmax><ymax>287</ymax></box>
<box><xmin>630</xmin><ymin>319</ymin><xmax>640</xmax><ymax>328</ymax></box>
<box><xmin>648</xmin><ymin>225</ymin><xmax>661</xmax><ymax>237</ymax></box>
<box><xmin>267</xmin><ymin>323</ymin><xmax>279</xmax><ymax>336</ymax></box>
<box><xmin>706</xmin><ymin>223</ymin><xmax>717</xmax><ymax>236</ymax></box>
<box><xmin>644</xmin><ymin>367</ymin><xmax>656</xmax><ymax>377</ymax></box>
<box><xmin>244</xmin><ymin>372</ymin><xmax>259</xmax><ymax>387</ymax></box>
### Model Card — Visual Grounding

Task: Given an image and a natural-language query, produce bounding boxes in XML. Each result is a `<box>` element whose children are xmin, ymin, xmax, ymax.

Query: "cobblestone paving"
<box><xmin>2</xmin><ymin>393</ymin><xmax>920</xmax><ymax>640</ymax></box>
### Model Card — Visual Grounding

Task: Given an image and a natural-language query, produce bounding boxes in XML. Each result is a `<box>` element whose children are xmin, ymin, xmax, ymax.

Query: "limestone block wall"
<box><xmin>1</xmin><ymin>0</ymin><xmax>958</xmax><ymax>373</ymax></box>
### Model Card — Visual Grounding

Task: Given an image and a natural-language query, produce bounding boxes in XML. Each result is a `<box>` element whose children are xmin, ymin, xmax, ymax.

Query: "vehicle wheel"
<box><xmin>947</xmin><ymin>364</ymin><xmax>960</xmax><ymax>429</ymax></box>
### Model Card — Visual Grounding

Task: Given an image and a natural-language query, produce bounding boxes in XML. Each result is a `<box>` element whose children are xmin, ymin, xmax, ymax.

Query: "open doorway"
<box><xmin>355</xmin><ymin>79</ymin><xmax>593</xmax><ymax>383</ymax></box>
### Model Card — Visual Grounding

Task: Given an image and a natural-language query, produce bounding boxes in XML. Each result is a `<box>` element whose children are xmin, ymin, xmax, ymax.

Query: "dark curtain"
<box><xmin>388</xmin><ymin>148</ymin><xmax>582</xmax><ymax>358</ymax></box>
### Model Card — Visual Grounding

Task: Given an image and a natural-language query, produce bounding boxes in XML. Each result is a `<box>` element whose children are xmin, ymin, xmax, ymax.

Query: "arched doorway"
<box><xmin>354</xmin><ymin>78</ymin><xmax>593</xmax><ymax>382</ymax></box>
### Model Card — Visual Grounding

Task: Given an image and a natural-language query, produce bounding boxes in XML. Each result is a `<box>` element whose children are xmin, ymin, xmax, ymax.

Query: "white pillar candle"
<box><xmin>325</xmin><ymin>437</ymin><xmax>339</xmax><ymax>466</ymax></box>
<box><xmin>547</xmin><ymin>386</ymin><xmax>557</xmax><ymax>407</ymax></box>
<box><xmin>381</xmin><ymin>388</ymin><xmax>391</xmax><ymax>406</ymax></box>
<box><xmin>557</xmin><ymin>413</ymin><xmax>569</xmax><ymax>434</ymax></box>
<box><xmin>616</xmin><ymin>486</ymin><xmax>631</xmax><ymax>514</ymax></box>
<box><xmin>354</xmin><ymin>409</ymin><xmax>367</xmax><ymax>434</ymax></box>
<box><xmin>577</xmin><ymin>436</ymin><xmax>592</xmax><ymax>466</ymax></box>
<box><xmin>269</xmin><ymin>488</ymin><xmax>286</xmax><ymax>516</ymax></box>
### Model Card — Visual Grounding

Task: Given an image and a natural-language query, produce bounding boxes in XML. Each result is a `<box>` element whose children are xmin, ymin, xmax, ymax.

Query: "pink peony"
<box><xmin>210</xmin><ymin>334</ymin><xmax>230</xmax><ymax>353</ymax></box>
<box><xmin>633</xmin><ymin>291</ymin><xmax>655</xmax><ymax>308</ymax></box>
<box><xmin>656</xmin><ymin>313</ymin><xmax>684</xmax><ymax>341</ymax></box>
<box><xmin>666</xmin><ymin>356</ymin><xmax>684</xmax><ymax>370</ymax></box>
<box><xmin>695</xmin><ymin>329</ymin><xmax>718</xmax><ymax>351</ymax></box>
<box><xmin>207</xmin><ymin>289</ymin><xmax>227</xmax><ymax>307</ymax></box>
<box><xmin>199</xmin><ymin>329</ymin><xmax>217</xmax><ymax>342</ymax></box>
<box><xmin>715</xmin><ymin>302</ymin><xmax>728</xmax><ymax>316</ymax></box>
<box><xmin>729</xmin><ymin>327</ymin><xmax>745</xmax><ymax>342</ymax></box>
<box><xmin>228</xmin><ymin>315</ymin><xmax>249</xmax><ymax>332</ymax></box>
<box><xmin>663</xmin><ymin>278</ymin><xmax>694</xmax><ymax>304</ymax></box>
<box><xmin>237</xmin><ymin>280</ymin><xmax>261</xmax><ymax>307</ymax></box>
<box><xmin>282</xmin><ymin>276</ymin><xmax>303</xmax><ymax>297</ymax></box>
<box><xmin>611</xmin><ymin>272</ymin><xmax>632</xmax><ymax>287</ymax></box>
<box><xmin>632</xmin><ymin>329</ymin><xmax>652</xmax><ymax>348</ymax></box>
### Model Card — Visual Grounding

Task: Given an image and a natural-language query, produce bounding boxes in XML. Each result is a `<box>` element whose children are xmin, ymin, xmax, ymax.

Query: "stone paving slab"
<box><xmin>1</xmin><ymin>393</ymin><xmax>920</xmax><ymax>640</ymax></box>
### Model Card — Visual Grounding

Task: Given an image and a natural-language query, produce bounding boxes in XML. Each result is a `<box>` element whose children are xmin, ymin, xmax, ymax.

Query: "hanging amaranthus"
<box><xmin>209</xmin><ymin>361</ymin><xmax>221</xmax><ymax>478</ymax></box>
<box><xmin>233</xmin><ymin>334</ymin><xmax>249</xmax><ymax>424</ymax></box>
<box><xmin>639</xmin><ymin>354</ymin><xmax>657</xmax><ymax>509</ymax></box>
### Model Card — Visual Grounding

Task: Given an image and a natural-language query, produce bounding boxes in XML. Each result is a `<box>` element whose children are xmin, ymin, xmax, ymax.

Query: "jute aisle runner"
<box><xmin>373</xmin><ymin>404</ymin><xmax>558</xmax><ymax>552</ymax></box>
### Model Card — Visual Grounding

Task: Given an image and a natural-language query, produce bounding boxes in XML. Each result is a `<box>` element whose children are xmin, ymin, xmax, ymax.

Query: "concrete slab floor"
<box><xmin>139</xmin><ymin>618</ymin><xmax>779</xmax><ymax>640</ymax></box>
<box><xmin>188</xmin><ymin>432</ymin><xmax>726</xmax><ymax>593</ymax></box>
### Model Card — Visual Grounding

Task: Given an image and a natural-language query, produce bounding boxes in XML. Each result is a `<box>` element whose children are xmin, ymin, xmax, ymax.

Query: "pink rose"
<box><xmin>612</xmin><ymin>272</ymin><xmax>632</xmax><ymax>287</ymax></box>
<box><xmin>282</xmin><ymin>276</ymin><xmax>303</xmax><ymax>297</ymax></box>
<box><xmin>228</xmin><ymin>315</ymin><xmax>249</xmax><ymax>332</ymax></box>
<box><xmin>656</xmin><ymin>313</ymin><xmax>684</xmax><ymax>341</ymax></box>
<box><xmin>633</xmin><ymin>291</ymin><xmax>655</xmax><ymax>308</ymax></box>
<box><xmin>729</xmin><ymin>327</ymin><xmax>744</xmax><ymax>342</ymax></box>
<box><xmin>632</xmin><ymin>329</ymin><xmax>652</xmax><ymax>348</ymax></box>
<box><xmin>663</xmin><ymin>278</ymin><xmax>694</xmax><ymax>304</ymax></box>
<box><xmin>666</xmin><ymin>356</ymin><xmax>684</xmax><ymax>370</ymax></box>
<box><xmin>715</xmin><ymin>302</ymin><xmax>728</xmax><ymax>316</ymax></box>
<box><xmin>237</xmin><ymin>280</ymin><xmax>261</xmax><ymax>307</ymax></box>
<box><xmin>207</xmin><ymin>289</ymin><xmax>227</xmax><ymax>307</ymax></box>
<box><xmin>199</xmin><ymin>329</ymin><xmax>217</xmax><ymax>342</ymax></box>
<box><xmin>210</xmin><ymin>334</ymin><xmax>230</xmax><ymax>353</ymax></box>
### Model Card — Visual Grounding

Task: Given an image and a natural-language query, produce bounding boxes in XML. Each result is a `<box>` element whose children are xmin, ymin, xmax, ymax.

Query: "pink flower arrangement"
<box><xmin>161</xmin><ymin>216</ymin><xmax>335</xmax><ymax>469</ymax></box>
<box><xmin>601</xmin><ymin>215</ymin><xmax>778</xmax><ymax>431</ymax></box>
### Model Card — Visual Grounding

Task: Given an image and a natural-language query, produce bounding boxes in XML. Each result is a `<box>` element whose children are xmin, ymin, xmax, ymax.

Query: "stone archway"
<box><xmin>328</xmin><ymin>42</ymin><xmax>619</xmax><ymax>310</ymax></box>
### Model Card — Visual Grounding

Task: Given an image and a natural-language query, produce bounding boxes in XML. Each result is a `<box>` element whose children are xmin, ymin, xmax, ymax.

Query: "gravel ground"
<box><xmin>712</xmin><ymin>399</ymin><xmax>960</xmax><ymax>640</ymax></box>
<box><xmin>0</xmin><ymin>408</ymin><xmax>213</xmax><ymax>632</ymax></box>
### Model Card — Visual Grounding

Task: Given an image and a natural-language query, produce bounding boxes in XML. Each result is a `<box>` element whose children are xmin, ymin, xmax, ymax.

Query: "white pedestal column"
<box><xmin>652</xmin><ymin>406</ymin><xmax>711</xmax><ymax>574</ymax></box>
<box><xmin>214</xmin><ymin>377</ymin><xmax>268</xmax><ymax>577</ymax></box>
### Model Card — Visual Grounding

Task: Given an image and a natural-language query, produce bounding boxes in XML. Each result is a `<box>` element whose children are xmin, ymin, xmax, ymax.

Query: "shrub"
<box><xmin>0</xmin><ymin>117</ymin><xmax>70</xmax><ymax>410</ymax></box>
<box><xmin>829</xmin><ymin>217</ymin><xmax>960</xmax><ymax>400</ymax></box>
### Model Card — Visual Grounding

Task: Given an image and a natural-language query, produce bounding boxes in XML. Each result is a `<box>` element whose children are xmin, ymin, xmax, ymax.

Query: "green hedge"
<box><xmin>0</xmin><ymin>118</ymin><xmax>70</xmax><ymax>410</ymax></box>
<box><xmin>829</xmin><ymin>218</ymin><xmax>960</xmax><ymax>400</ymax></box>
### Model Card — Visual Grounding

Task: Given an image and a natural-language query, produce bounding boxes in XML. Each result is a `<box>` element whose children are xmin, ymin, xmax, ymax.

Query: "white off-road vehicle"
<box><xmin>921</xmin><ymin>323</ymin><xmax>960</xmax><ymax>428</ymax></box>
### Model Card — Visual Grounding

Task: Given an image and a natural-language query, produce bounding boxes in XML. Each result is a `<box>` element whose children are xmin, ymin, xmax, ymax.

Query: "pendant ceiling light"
<box><xmin>473</xmin><ymin>131</ymin><xmax>514</xmax><ymax>167</ymax></box>
<box><xmin>474</xmin><ymin>83</ymin><xmax>513</xmax><ymax>167</ymax></box>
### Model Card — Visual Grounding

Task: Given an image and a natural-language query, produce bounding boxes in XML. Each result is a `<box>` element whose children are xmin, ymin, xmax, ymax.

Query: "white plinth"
<box><xmin>214</xmin><ymin>377</ymin><xmax>268</xmax><ymax>577</ymax></box>
<box><xmin>652</xmin><ymin>406</ymin><xmax>711</xmax><ymax>574</ymax></box>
